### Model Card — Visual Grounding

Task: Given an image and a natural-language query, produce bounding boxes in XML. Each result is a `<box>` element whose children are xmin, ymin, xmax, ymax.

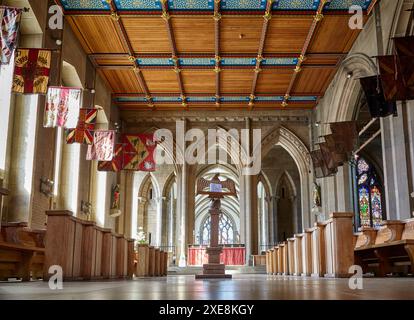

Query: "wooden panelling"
<box><xmin>142</xmin><ymin>70</ymin><xmax>181</xmax><ymax>93</ymax></box>
<box><xmin>122</xmin><ymin>17</ymin><xmax>171</xmax><ymax>53</ymax></box>
<box><xmin>172</xmin><ymin>17</ymin><xmax>215</xmax><ymax>53</ymax></box>
<box><xmin>100</xmin><ymin>69</ymin><xmax>143</xmax><ymax>93</ymax></box>
<box><xmin>264</xmin><ymin>16</ymin><xmax>314</xmax><ymax>54</ymax></box>
<box><xmin>221</xmin><ymin>70</ymin><xmax>254</xmax><ymax>93</ymax></box>
<box><xmin>221</xmin><ymin>17</ymin><xmax>263</xmax><ymax>54</ymax></box>
<box><xmin>309</xmin><ymin>16</ymin><xmax>362</xmax><ymax>53</ymax></box>
<box><xmin>67</xmin><ymin>16</ymin><xmax>126</xmax><ymax>54</ymax></box>
<box><xmin>256</xmin><ymin>69</ymin><xmax>293</xmax><ymax>94</ymax></box>
<box><xmin>93</xmin><ymin>54</ymin><xmax>132</xmax><ymax>66</ymax></box>
<box><xmin>182</xmin><ymin>70</ymin><xmax>216</xmax><ymax>94</ymax></box>
<box><xmin>292</xmin><ymin>67</ymin><xmax>336</xmax><ymax>94</ymax></box>
<box><xmin>303</xmin><ymin>54</ymin><xmax>342</xmax><ymax>66</ymax></box>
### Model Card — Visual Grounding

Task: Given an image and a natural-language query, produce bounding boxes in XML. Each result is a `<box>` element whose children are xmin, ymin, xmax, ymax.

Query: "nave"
<box><xmin>1</xmin><ymin>275</ymin><xmax>414</xmax><ymax>300</ymax></box>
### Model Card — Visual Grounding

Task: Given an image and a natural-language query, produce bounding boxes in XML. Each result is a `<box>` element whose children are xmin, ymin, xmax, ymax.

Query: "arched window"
<box><xmin>355</xmin><ymin>155</ymin><xmax>385</xmax><ymax>228</ymax></box>
<box><xmin>200</xmin><ymin>213</ymin><xmax>234</xmax><ymax>245</ymax></box>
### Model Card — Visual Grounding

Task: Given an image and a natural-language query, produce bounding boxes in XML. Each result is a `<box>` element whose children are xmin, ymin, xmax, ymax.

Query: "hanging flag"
<box><xmin>0</xmin><ymin>7</ymin><xmax>22</xmax><ymax>65</ymax></box>
<box><xmin>377</xmin><ymin>55</ymin><xmax>407</xmax><ymax>101</ymax></box>
<box><xmin>394</xmin><ymin>36</ymin><xmax>414</xmax><ymax>99</ymax></box>
<box><xmin>329</xmin><ymin>121</ymin><xmax>358</xmax><ymax>155</ymax></box>
<box><xmin>44</xmin><ymin>87</ymin><xmax>82</xmax><ymax>128</ymax></box>
<box><xmin>123</xmin><ymin>134</ymin><xmax>157</xmax><ymax>172</ymax></box>
<box><xmin>324</xmin><ymin>134</ymin><xmax>348</xmax><ymax>167</ymax></box>
<box><xmin>360</xmin><ymin>76</ymin><xmax>397</xmax><ymax>118</ymax></box>
<box><xmin>12</xmin><ymin>48</ymin><xmax>51</xmax><ymax>94</ymax></box>
<box><xmin>311</xmin><ymin>148</ymin><xmax>337</xmax><ymax>179</ymax></box>
<box><xmin>98</xmin><ymin>143</ymin><xmax>124</xmax><ymax>172</ymax></box>
<box><xmin>65</xmin><ymin>108</ymin><xmax>98</xmax><ymax>144</ymax></box>
<box><xmin>87</xmin><ymin>130</ymin><xmax>115</xmax><ymax>161</ymax></box>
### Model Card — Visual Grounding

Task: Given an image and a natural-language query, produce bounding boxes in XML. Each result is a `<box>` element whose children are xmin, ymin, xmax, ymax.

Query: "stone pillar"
<box><xmin>244</xmin><ymin>173</ymin><xmax>252</xmax><ymax>264</ymax></box>
<box><xmin>137</xmin><ymin>197</ymin><xmax>147</xmax><ymax>230</ymax></box>
<box><xmin>58</xmin><ymin>135</ymin><xmax>81</xmax><ymax>215</ymax></box>
<box><xmin>381</xmin><ymin>105</ymin><xmax>411</xmax><ymax>220</ymax></box>
<box><xmin>273</xmin><ymin>195</ymin><xmax>279</xmax><ymax>242</ymax></box>
<box><xmin>7</xmin><ymin>94</ymin><xmax>39</xmax><ymax>223</ymax></box>
<box><xmin>335</xmin><ymin>163</ymin><xmax>353</xmax><ymax>212</ymax></box>
<box><xmin>178</xmin><ymin>165</ymin><xmax>187</xmax><ymax>267</ymax></box>
<box><xmin>155</xmin><ymin>196</ymin><xmax>166</xmax><ymax>246</ymax></box>
<box><xmin>265</xmin><ymin>196</ymin><xmax>273</xmax><ymax>244</ymax></box>
<box><xmin>404</xmin><ymin>101</ymin><xmax>414</xmax><ymax>217</ymax></box>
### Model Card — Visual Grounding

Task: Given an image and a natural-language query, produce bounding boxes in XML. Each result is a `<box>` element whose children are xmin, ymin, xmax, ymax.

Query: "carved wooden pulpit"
<box><xmin>195</xmin><ymin>174</ymin><xmax>236</xmax><ymax>279</ymax></box>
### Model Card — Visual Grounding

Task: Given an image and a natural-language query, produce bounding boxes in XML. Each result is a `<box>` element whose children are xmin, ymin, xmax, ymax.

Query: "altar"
<box><xmin>188</xmin><ymin>245</ymin><xmax>246</xmax><ymax>266</ymax></box>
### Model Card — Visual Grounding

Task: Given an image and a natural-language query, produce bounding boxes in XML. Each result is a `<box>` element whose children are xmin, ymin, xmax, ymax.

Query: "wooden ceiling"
<box><xmin>57</xmin><ymin>0</ymin><xmax>377</xmax><ymax>111</ymax></box>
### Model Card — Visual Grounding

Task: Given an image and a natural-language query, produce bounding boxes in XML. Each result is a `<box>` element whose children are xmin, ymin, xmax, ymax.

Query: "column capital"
<box><xmin>138</xmin><ymin>196</ymin><xmax>147</xmax><ymax>204</ymax></box>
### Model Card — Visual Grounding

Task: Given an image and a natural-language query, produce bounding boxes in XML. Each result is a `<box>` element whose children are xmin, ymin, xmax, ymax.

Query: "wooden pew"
<box><xmin>323</xmin><ymin>212</ymin><xmax>354</xmax><ymax>278</ymax></box>
<box><xmin>0</xmin><ymin>222</ymin><xmax>45</xmax><ymax>281</ymax></box>
<box><xmin>272</xmin><ymin>247</ymin><xmax>278</xmax><ymax>275</ymax></box>
<box><xmin>301</xmin><ymin>229</ymin><xmax>313</xmax><ymax>276</ymax></box>
<box><xmin>44</xmin><ymin>210</ymin><xmax>134</xmax><ymax>281</ymax></box>
<box><xmin>280</xmin><ymin>242</ymin><xmax>288</xmax><ymax>275</ymax></box>
<box><xmin>355</xmin><ymin>219</ymin><xmax>414</xmax><ymax>276</ymax></box>
<box><xmin>287</xmin><ymin>238</ymin><xmax>296</xmax><ymax>275</ymax></box>
<box><xmin>295</xmin><ymin>234</ymin><xmax>304</xmax><ymax>276</ymax></box>
<box><xmin>136</xmin><ymin>244</ymin><xmax>150</xmax><ymax>277</ymax></box>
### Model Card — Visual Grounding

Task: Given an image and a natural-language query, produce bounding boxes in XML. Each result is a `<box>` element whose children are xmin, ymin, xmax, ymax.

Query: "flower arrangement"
<box><xmin>137</xmin><ymin>227</ymin><xmax>147</xmax><ymax>245</ymax></box>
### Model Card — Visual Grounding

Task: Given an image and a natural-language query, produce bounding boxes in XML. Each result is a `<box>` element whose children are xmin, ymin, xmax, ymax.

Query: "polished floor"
<box><xmin>1</xmin><ymin>274</ymin><xmax>414</xmax><ymax>300</ymax></box>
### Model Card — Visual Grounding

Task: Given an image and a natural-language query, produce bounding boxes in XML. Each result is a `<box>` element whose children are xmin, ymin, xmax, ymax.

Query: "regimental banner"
<box><xmin>329</xmin><ymin>121</ymin><xmax>358</xmax><ymax>155</ymax></box>
<box><xmin>87</xmin><ymin>130</ymin><xmax>115</xmax><ymax>161</ymax></box>
<box><xmin>122</xmin><ymin>134</ymin><xmax>157</xmax><ymax>172</ymax></box>
<box><xmin>0</xmin><ymin>7</ymin><xmax>22</xmax><ymax>65</ymax></box>
<box><xmin>311</xmin><ymin>148</ymin><xmax>337</xmax><ymax>179</ymax></box>
<box><xmin>394</xmin><ymin>36</ymin><xmax>414</xmax><ymax>99</ymax></box>
<box><xmin>360</xmin><ymin>76</ymin><xmax>397</xmax><ymax>118</ymax></box>
<box><xmin>98</xmin><ymin>143</ymin><xmax>124</xmax><ymax>172</ymax></box>
<box><xmin>12</xmin><ymin>48</ymin><xmax>51</xmax><ymax>94</ymax></box>
<box><xmin>324</xmin><ymin>134</ymin><xmax>348</xmax><ymax>167</ymax></box>
<box><xmin>44</xmin><ymin>87</ymin><xmax>82</xmax><ymax>128</ymax></box>
<box><xmin>66</xmin><ymin>108</ymin><xmax>98</xmax><ymax>144</ymax></box>
<box><xmin>377</xmin><ymin>55</ymin><xmax>407</xmax><ymax>101</ymax></box>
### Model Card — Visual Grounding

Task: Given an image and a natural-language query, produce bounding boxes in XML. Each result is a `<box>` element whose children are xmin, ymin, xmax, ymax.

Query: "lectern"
<box><xmin>195</xmin><ymin>174</ymin><xmax>236</xmax><ymax>279</ymax></box>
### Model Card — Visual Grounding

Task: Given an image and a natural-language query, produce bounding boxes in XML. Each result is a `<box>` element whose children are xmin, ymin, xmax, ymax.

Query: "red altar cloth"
<box><xmin>187</xmin><ymin>247</ymin><xmax>245</xmax><ymax>266</ymax></box>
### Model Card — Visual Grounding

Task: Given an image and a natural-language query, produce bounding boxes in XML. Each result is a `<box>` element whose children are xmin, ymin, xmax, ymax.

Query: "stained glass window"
<box><xmin>355</xmin><ymin>155</ymin><xmax>384</xmax><ymax>229</ymax></box>
<box><xmin>200</xmin><ymin>213</ymin><xmax>235</xmax><ymax>245</ymax></box>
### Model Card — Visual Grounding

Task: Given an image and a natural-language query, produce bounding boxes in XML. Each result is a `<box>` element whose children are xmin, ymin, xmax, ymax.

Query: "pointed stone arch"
<box><xmin>261</xmin><ymin>126</ymin><xmax>312</xmax><ymax>228</ymax></box>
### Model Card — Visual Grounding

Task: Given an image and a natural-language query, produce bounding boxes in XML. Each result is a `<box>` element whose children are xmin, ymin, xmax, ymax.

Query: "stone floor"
<box><xmin>1</xmin><ymin>274</ymin><xmax>414</xmax><ymax>300</ymax></box>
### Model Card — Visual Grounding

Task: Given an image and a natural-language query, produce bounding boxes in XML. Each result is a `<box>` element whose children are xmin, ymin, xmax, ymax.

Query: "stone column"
<box><xmin>177</xmin><ymin>165</ymin><xmax>188</xmax><ymax>267</ymax></box>
<box><xmin>335</xmin><ymin>163</ymin><xmax>353</xmax><ymax>212</ymax></box>
<box><xmin>244</xmin><ymin>173</ymin><xmax>252</xmax><ymax>264</ymax></box>
<box><xmin>7</xmin><ymin>94</ymin><xmax>39</xmax><ymax>223</ymax></box>
<box><xmin>381</xmin><ymin>104</ymin><xmax>411</xmax><ymax>220</ymax></box>
<box><xmin>404</xmin><ymin>101</ymin><xmax>414</xmax><ymax>218</ymax></box>
<box><xmin>265</xmin><ymin>196</ymin><xmax>273</xmax><ymax>244</ymax></box>
<box><xmin>155</xmin><ymin>196</ymin><xmax>166</xmax><ymax>246</ymax></box>
<box><xmin>137</xmin><ymin>196</ymin><xmax>147</xmax><ymax>230</ymax></box>
<box><xmin>273</xmin><ymin>195</ymin><xmax>280</xmax><ymax>242</ymax></box>
<box><xmin>290</xmin><ymin>195</ymin><xmax>298</xmax><ymax>234</ymax></box>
